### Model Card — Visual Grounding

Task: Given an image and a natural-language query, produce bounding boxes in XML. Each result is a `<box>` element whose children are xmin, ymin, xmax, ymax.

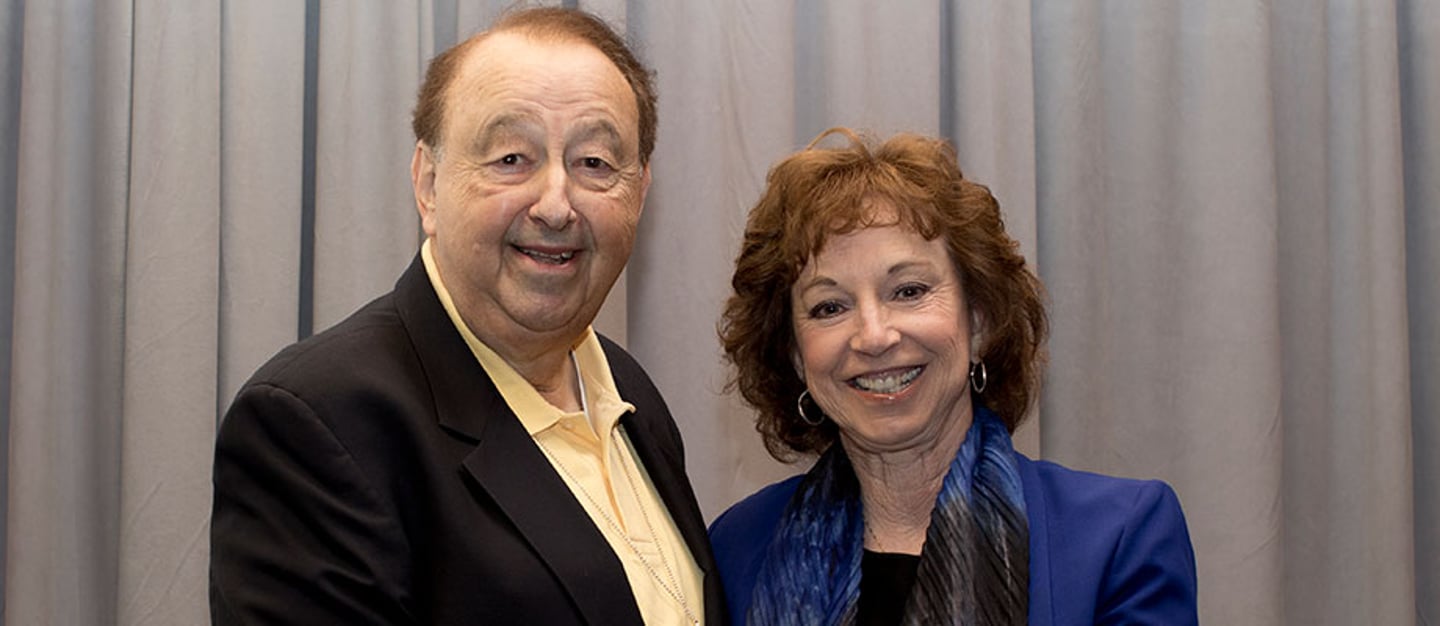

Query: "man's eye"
<box><xmin>580</xmin><ymin>156</ymin><xmax>611</xmax><ymax>170</ymax></box>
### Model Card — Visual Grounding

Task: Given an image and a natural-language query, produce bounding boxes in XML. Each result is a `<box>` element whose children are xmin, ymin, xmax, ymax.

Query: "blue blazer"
<box><xmin>708</xmin><ymin>453</ymin><xmax>1198</xmax><ymax>625</ymax></box>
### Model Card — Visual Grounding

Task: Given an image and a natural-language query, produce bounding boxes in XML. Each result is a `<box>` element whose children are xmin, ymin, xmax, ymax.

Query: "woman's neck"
<box><xmin>846</xmin><ymin>409</ymin><xmax>973</xmax><ymax>555</ymax></box>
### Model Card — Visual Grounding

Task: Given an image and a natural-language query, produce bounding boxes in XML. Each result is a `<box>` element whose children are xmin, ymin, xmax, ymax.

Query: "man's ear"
<box><xmin>411</xmin><ymin>141</ymin><xmax>439</xmax><ymax>236</ymax></box>
<box><xmin>637</xmin><ymin>163</ymin><xmax>652</xmax><ymax>217</ymax></box>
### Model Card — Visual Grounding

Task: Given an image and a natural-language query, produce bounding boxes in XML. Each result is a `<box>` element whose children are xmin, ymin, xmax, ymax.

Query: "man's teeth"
<box><xmin>521</xmin><ymin>248</ymin><xmax>575</xmax><ymax>264</ymax></box>
<box><xmin>851</xmin><ymin>367</ymin><xmax>921</xmax><ymax>394</ymax></box>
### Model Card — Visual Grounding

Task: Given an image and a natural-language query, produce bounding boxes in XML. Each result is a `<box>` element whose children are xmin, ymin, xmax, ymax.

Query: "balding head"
<box><xmin>411</xmin><ymin>7</ymin><xmax>658</xmax><ymax>165</ymax></box>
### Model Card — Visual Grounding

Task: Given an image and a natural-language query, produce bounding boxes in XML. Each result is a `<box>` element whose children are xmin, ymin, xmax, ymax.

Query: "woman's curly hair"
<box><xmin>719</xmin><ymin>128</ymin><xmax>1048</xmax><ymax>461</ymax></box>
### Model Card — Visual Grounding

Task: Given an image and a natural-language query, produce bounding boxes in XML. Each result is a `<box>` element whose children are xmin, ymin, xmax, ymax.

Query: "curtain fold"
<box><xmin>0</xmin><ymin>2</ymin><xmax>22</xmax><ymax>616</ymax></box>
<box><xmin>1271</xmin><ymin>2</ymin><xmax>1417</xmax><ymax>623</ymax></box>
<box><xmin>7</xmin><ymin>2</ymin><xmax>131</xmax><ymax>623</ymax></box>
<box><xmin>311</xmin><ymin>0</ymin><xmax>426</xmax><ymax>331</ymax></box>
<box><xmin>1399</xmin><ymin>2</ymin><xmax>1440</xmax><ymax>624</ymax></box>
<box><xmin>1</xmin><ymin>1</ymin><xmax>1433</xmax><ymax>624</ymax></box>
<box><xmin>217</xmin><ymin>0</ymin><xmax>307</xmax><ymax>409</ymax></box>
<box><xmin>116</xmin><ymin>3</ymin><xmax>221</xmax><ymax>624</ymax></box>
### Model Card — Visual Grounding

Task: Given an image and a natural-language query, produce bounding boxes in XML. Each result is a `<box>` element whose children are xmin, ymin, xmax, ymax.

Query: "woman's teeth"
<box><xmin>850</xmin><ymin>367</ymin><xmax>921</xmax><ymax>394</ymax></box>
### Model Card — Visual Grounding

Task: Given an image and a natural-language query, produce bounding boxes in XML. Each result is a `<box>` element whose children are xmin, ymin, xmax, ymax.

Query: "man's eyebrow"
<box><xmin>471</xmin><ymin>113</ymin><xmax>542</xmax><ymax>153</ymax></box>
<box><xmin>569</xmin><ymin>118</ymin><xmax>625</xmax><ymax>152</ymax></box>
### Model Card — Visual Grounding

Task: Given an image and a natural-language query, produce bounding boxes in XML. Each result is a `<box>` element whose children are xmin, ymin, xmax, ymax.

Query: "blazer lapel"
<box><xmin>462</xmin><ymin>415</ymin><xmax>644</xmax><ymax>625</ymax></box>
<box><xmin>390</xmin><ymin>255</ymin><xmax>643</xmax><ymax>625</ymax></box>
<box><xmin>1017</xmin><ymin>453</ymin><xmax>1052</xmax><ymax>626</ymax></box>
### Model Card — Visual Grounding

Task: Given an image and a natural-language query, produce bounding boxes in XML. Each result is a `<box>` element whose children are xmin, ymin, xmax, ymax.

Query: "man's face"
<box><xmin>412</xmin><ymin>32</ymin><xmax>649</xmax><ymax>353</ymax></box>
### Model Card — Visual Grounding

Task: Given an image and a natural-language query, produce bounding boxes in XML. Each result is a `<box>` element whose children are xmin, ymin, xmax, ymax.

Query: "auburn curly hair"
<box><xmin>719</xmin><ymin>128</ymin><xmax>1048</xmax><ymax>461</ymax></box>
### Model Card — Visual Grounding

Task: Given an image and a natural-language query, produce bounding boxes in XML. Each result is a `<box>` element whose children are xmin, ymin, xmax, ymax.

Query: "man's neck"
<box><xmin>474</xmin><ymin>324</ymin><xmax>584</xmax><ymax>412</ymax></box>
<box><xmin>517</xmin><ymin>348</ymin><xmax>583</xmax><ymax>412</ymax></box>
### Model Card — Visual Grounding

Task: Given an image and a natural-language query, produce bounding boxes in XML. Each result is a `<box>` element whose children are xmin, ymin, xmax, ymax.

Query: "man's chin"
<box><xmin>503</xmin><ymin>297</ymin><xmax>594</xmax><ymax>336</ymax></box>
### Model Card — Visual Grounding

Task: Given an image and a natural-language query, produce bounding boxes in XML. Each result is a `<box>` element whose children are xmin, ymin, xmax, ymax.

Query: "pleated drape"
<box><xmin>9</xmin><ymin>2</ymin><xmax>132</xmax><ymax>623</ymax></box>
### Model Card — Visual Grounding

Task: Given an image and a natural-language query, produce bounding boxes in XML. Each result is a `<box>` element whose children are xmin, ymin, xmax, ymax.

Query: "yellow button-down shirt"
<box><xmin>422</xmin><ymin>240</ymin><xmax>703</xmax><ymax>625</ymax></box>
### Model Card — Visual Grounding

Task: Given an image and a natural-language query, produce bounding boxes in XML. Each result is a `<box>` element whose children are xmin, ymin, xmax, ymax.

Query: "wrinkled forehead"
<box><xmin>478</xmin><ymin>32</ymin><xmax>628</xmax><ymax>93</ymax></box>
<box><xmin>441</xmin><ymin>31</ymin><xmax>639</xmax><ymax>139</ymax></box>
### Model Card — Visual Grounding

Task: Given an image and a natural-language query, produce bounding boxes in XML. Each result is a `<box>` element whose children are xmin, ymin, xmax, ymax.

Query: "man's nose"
<box><xmin>529</xmin><ymin>161</ymin><xmax>578</xmax><ymax>230</ymax></box>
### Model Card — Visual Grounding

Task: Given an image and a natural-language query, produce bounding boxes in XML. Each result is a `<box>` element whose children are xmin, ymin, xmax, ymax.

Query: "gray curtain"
<box><xmin>1</xmin><ymin>1</ymin><xmax>1434</xmax><ymax>624</ymax></box>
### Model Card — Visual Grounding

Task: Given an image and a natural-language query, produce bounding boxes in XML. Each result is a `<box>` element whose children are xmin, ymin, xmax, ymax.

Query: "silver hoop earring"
<box><xmin>968</xmin><ymin>360</ymin><xmax>988</xmax><ymax>394</ymax></box>
<box><xmin>797</xmin><ymin>389</ymin><xmax>825</xmax><ymax>426</ymax></box>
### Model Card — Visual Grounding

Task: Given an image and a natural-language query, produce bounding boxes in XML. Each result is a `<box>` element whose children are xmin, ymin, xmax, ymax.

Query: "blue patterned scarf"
<box><xmin>746</xmin><ymin>406</ymin><xmax>1028</xmax><ymax>625</ymax></box>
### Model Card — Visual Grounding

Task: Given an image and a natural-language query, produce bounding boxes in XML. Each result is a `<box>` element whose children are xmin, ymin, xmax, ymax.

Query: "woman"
<box><xmin>709</xmin><ymin>128</ymin><xmax>1198</xmax><ymax>625</ymax></box>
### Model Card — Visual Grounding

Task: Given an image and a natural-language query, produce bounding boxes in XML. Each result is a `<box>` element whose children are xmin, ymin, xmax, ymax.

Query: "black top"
<box><xmin>856</xmin><ymin>550</ymin><xmax>922</xmax><ymax>626</ymax></box>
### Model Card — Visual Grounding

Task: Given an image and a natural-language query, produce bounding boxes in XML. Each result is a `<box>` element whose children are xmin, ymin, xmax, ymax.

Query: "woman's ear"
<box><xmin>969</xmin><ymin>309</ymin><xmax>987</xmax><ymax>360</ymax></box>
<box><xmin>791</xmin><ymin>348</ymin><xmax>806</xmax><ymax>382</ymax></box>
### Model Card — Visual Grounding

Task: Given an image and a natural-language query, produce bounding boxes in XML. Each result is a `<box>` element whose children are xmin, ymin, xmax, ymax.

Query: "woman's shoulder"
<box><xmin>708</xmin><ymin>474</ymin><xmax>805</xmax><ymax>543</ymax></box>
<box><xmin>1016</xmin><ymin>454</ymin><xmax>1198</xmax><ymax>625</ymax></box>
<box><xmin>1016</xmin><ymin>453</ymin><xmax>1186</xmax><ymax>524</ymax></box>
<box><xmin>708</xmin><ymin>474</ymin><xmax>808</xmax><ymax>625</ymax></box>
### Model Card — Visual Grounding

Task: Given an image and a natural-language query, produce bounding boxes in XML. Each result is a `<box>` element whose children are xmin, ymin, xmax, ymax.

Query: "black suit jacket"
<box><xmin>211</xmin><ymin>256</ymin><xmax>724</xmax><ymax>625</ymax></box>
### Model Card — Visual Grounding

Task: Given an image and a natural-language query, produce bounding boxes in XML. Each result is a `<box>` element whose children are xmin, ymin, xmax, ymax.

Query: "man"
<box><xmin>210</xmin><ymin>8</ymin><xmax>722</xmax><ymax>625</ymax></box>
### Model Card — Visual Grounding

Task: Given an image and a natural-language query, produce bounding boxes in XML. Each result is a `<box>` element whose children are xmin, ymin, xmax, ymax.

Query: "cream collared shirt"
<box><xmin>422</xmin><ymin>240</ymin><xmax>703</xmax><ymax>625</ymax></box>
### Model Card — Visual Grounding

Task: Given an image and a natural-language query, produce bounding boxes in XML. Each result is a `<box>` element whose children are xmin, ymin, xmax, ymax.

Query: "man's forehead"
<box><xmin>449</xmin><ymin>34</ymin><xmax>625</xmax><ymax>103</ymax></box>
<box><xmin>441</xmin><ymin>32</ymin><xmax>638</xmax><ymax>140</ymax></box>
<box><xmin>459</xmin><ymin>31</ymin><xmax>614</xmax><ymax>83</ymax></box>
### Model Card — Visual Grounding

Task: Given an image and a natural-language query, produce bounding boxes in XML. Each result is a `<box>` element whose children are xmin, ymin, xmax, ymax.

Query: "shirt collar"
<box><xmin>421</xmin><ymin>239</ymin><xmax>636</xmax><ymax>437</ymax></box>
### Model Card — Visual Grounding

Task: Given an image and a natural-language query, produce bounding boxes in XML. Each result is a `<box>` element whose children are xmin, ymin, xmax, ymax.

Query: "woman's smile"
<box><xmin>848</xmin><ymin>365</ymin><xmax>924</xmax><ymax>395</ymax></box>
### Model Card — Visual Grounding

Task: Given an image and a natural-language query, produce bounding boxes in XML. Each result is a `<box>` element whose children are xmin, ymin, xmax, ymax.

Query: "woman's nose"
<box><xmin>849</xmin><ymin>305</ymin><xmax>900</xmax><ymax>355</ymax></box>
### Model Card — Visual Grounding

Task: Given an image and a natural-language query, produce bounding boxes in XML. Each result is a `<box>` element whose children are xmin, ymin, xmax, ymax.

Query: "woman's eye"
<box><xmin>809</xmin><ymin>301</ymin><xmax>844</xmax><ymax>319</ymax></box>
<box><xmin>895</xmin><ymin>284</ymin><xmax>929</xmax><ymax>300</ymax></box>
<box><xmin>496</xmin><ymin>153</ymin><xmax>526</xmax><ymax>167</ymax></box>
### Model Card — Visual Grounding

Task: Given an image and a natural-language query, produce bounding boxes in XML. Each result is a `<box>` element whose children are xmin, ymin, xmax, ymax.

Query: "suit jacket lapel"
<box><xmin>462</xmin><ymin>412</ymin><xmax>643</xmax><ymax>625</ymax></box>
<box><xmin>390</xmin><ymin>255</ymin><xmax>643</xmax><ymax>625</ymax></box>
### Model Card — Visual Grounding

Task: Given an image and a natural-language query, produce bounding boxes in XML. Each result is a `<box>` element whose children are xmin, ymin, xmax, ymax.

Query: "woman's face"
<box><xmin>790</xmin><ymin>221</ymin><xmax>976</xmax><ymax>455</ymax></box>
